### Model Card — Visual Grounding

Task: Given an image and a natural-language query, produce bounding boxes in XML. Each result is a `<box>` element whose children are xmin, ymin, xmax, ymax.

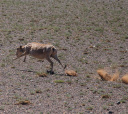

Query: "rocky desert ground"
<box><xmin>0</xmin><ymin>0</ymin><xmax>128</xmax><ymax>114</ymax></box>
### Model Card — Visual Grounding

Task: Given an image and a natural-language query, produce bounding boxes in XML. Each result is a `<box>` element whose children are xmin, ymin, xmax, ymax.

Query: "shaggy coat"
<box><xmin>14</xmin><ymin>42</ymin><xmax>65</xmax><ymax>74</ymax></box>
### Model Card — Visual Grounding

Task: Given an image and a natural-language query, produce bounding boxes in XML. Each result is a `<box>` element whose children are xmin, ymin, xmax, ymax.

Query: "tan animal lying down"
<box><xmin>14</xmin><ymin>42</ymin><xmax>66</xmax><ymax>74</ymax></box>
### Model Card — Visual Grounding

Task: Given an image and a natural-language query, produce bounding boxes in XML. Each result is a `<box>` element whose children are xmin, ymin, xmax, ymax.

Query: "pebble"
<box><xmin>108</xmin><ymin>111</ymin><xmax>114</xmax><ymax>114</ymax></box>
<box><xmin>117</xmin><ymin>101</ymin><xmax>120</xmax><ymax>105</ymax></box>
<box><xmin>30</xmin><ymin>80</ymin><xmax>34</xmax><ymax>82</ymax></box>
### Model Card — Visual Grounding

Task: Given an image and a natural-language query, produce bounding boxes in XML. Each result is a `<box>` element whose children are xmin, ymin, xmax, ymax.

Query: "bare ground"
<box><xmin>0</xmin><ymin>0</ymin><xmax>128</xmax><ymax>114</ymax></box>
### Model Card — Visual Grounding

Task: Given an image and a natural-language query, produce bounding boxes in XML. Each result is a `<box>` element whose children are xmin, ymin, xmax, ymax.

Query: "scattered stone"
<box><xmin>111</xmin><ymin>70</ymin><xmax>119</xmax><ymax>81</ymax></box>
<box><xmin>18</xmin><ymin>38</ymin><xmax>24</xmax><ymax>41</ymax></box>
<box><xmin>65</xmin><ymin>70</ymin><xmax>77</xmax><ymax>76</ymax></box>
<box><xmin>97</xmin><ymin>69</ymin><xmax>119</xmax><ymax>81</ymax></box>
<box><xmin>122</xmin><ymin>74</ymin><xmax>128</xmax><ymax>84</ymax></box>
<box><xmin>35</xmin><ymin>90</ymin><xmax>42</xmax><ymax>93</ymax></box>
<box><xmin>101</xmin><ymin>94</ymin><xmax>111</xmax><ymax>99</ymax></box>
<box><xmin>97</xmin><ymin>69</ymin><xmax>111</xmax><ymax>81</ymax></box>
<box><xmin>108</xmin><ymin>111</ymin><xmax>114</xmax><ymax>114</ymax></box>
<box><xmin>37</xmin><ymin>72</ymin><xmax>47</xmax><ymax>77</ymax></box>
<box><xmin>15</xmin><ymin>100</ymin><xmax>31</xmax><ymax>105</ymax></box>
<box><xmin>117</xmin><ymin>101</ymin><xmax>120</xmax><ymax>105</ymax></box>
<box><xmin>30</xmin><ymin>80</ymin><xmax>34</xmax><ymax>82</ymax></box>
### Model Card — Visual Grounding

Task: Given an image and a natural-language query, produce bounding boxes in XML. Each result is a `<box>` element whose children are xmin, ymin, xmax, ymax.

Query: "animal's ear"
<box><xmin>20</xmin><ymin>46</ymin><xmax>24</xmax><ymax>52</ymax></box>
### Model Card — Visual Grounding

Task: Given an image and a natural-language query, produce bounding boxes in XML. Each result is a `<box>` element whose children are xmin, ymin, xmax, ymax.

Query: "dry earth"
<box><xmin>0</xmin><ymin>0</ymin><xmax>128</xmax><ymax>114</ymax></box>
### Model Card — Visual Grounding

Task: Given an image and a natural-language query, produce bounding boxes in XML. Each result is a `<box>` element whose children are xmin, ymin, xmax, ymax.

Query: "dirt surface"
<box><xmin>0</xmin><ymin>0</ymin><xmax>128</xmax><ymax>114</ymax></box>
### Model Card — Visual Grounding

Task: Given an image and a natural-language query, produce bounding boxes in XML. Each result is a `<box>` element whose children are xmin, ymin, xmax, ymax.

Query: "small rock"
<box><xmin>65</xmin><ymin>70</ymin><xmax>77</xmax><ymax>76</ymax></box>
<box><xmin>117</xmin><ymin>101</ymin><xmax>120</xmax><ymax>105</ymax></box>
<box><xmin>30</xmin><ymin>80</ymin><xmax>34</xmax><ymax>82</ymax></box>
<box><xmin>15</xmin><ymin>100</ymin><xmax>31</xmax><ymax>105</ymax></box>
<box><xmin>101</xmin><ymin>94</ymin><xmax>110</xmax><ymax>99</ymax></box>
<box><xmin>37</xmin><ymin>72</ymin><xmax>47</xmax><ymax>77</ymax></box>
<box><xmin>122</xmin><ymin>74</ymin><xmax>128</xmax><ymax>84</ymax></box>
<box><xmin>108</xmin><ymin>111</ymin><xmax>114</xmax><ymax>114</ymax></box>
<box><xmin>97</xmin><ymin>69</ymin><xmax>112</xmax><ymax>81</ymax></box>
<box><xmin>16</xmin><ymin>88</ymin><xmax>21</xmax><ymax>90</ymax></box>
<box><xmin>95</xmin><ymin>96</ymin><xmax>99</xmax><ymax>98</ymax></box>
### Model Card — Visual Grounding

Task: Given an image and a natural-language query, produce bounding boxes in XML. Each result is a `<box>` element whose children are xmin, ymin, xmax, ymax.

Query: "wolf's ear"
<box><xmin>20</xmin><ymin>46</ymin><xmax>22</xmax><ymax>49</ymax></box>
<box><xmin>20</xmin><ymin>46</ymin><xmax>24</xmax><ymax>52</ymax></box>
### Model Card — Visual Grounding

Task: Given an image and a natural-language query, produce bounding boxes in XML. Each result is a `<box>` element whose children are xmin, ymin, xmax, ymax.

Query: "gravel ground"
<box><xmin>0</xmin><ymin>0</ymin><xmax>128</xmax><ymax>114</ymax></box>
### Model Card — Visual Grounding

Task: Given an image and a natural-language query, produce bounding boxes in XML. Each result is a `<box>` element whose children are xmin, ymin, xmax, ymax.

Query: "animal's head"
<box><xmin>16</xmin><ymin>46</ymin><xmax>25</xmax><ymax>57</ymax></box>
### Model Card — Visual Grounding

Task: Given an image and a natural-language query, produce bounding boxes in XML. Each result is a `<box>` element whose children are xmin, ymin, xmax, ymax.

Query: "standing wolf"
<box><xmin>14</xmin><ymin>42</ymin><xmax>66</xmax><ymax>74</ymax></box>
